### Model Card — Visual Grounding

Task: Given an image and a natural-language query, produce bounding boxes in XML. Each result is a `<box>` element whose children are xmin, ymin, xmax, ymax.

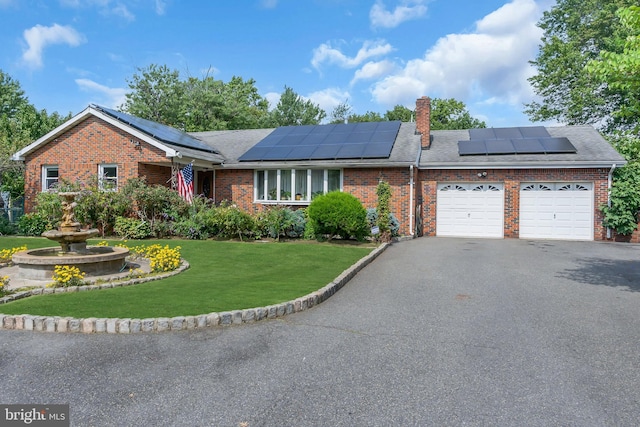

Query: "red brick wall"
<box><xmin>138</xmin><ymin>163</ymin><xmax>172</xmax><ymax>187</ymax></box>
<box><xmin>343</xmin><ymin>167</ymin><xmax>413</xmax><ymax>235</ymax></box>
<box><xmin>23</xmin><ymin>116</ymin><xmax>170</xmax><ymax>212</ymax></box>
<box><xmin>214</xmin><ymin>169</ymin><xmax>257</xmax><ymax>212</ymax></box>
<box><xmin>214</xmin><ymin>167</ymin><xmax>416</xmax><ymax>235</ymax></box>
<box><xmin>418</xmin><ymin>168</ymin><xmax>610</xmax><ymax>240</ymax></box>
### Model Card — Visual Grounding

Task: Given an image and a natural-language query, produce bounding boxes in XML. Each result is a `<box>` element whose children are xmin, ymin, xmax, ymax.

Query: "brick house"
<box><xmin>12</xmin><ymin>97</ymin><xmax>625</xmax><ymax>241</ymax></box>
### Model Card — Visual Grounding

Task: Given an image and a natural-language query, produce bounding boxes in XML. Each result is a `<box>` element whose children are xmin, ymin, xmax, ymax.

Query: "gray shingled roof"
<box><xmin>420</xmin><ymin>125</ymin><xmax>625</xmax><ymax>169</ymax></box>
<box><xmin>191</xmin><ymin>122</ymin><xmax>421</xmax><ymax>168</ymax></box>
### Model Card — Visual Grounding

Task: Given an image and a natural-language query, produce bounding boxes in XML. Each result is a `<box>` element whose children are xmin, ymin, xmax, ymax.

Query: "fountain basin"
<box><xmin>12</xmin><ymin>246</ymin><xmax>130</xmax><ymax>280</ymax></box>
<box><xmin>41</xmin><ymin>228</ymin><xmax>100</xmax><ymax>253</ymax></box>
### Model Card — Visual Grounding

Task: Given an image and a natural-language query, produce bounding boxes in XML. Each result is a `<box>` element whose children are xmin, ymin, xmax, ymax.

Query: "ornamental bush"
<box><xmin>113</xmin><ymin>216</ymin><xmax>152</xmax><ymax>239</ymax></box>
<box><xmin>307</xmin><ymin>191</ymin><xmax>369</xmax><ymax>241</ymax></box>
<box><xmin>259</xmin><ymin>207</ymin><xmax>306</xmax><ymax>240</ymax></box>
<box><xmin>366</xmin><ymin>208</ymin><xmax>400</xmax><ymax>238</ymax></box>
<box><xmin>17</xmin><ymin>212</ymin><xmax>51</xmax><ymax>236</ymax></box>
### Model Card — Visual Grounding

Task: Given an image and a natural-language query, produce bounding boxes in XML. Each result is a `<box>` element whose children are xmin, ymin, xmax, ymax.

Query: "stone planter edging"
<box><xmin>0</xmin><ymin>243</ymin><xmax>388</xmax><ymax>333</ymax></box>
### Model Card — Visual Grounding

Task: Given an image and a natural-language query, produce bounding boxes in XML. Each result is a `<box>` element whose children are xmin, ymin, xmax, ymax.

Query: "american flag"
<box><xmin>177</xmin><ymin>163</ymin><xmax>194</xmax><ymax>203</ymax></box>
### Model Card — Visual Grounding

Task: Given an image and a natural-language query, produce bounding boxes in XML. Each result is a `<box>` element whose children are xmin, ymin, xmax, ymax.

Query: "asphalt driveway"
<box><xmin>1</xmin><ymin>238</ymin><xmax>639</xmax><ymax>426</ymax></box>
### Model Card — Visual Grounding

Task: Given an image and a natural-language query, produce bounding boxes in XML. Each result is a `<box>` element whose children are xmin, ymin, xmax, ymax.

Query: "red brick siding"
<box><xmin>343</xmin><ymin>167</ymin><xmax>413</xmax><ymax>235</ymax></box>
<box><xmin>23</xmin><ymin>117</ymin><xmax>170</xmax><ymax>212</ymax></box>
<box><xmin>138</xmin><ymin>163</ymin><xmax>172</xmax><ymax>187</ymax></box>
<box><xmin>214</xmin><ymin>169</ymin><xmax>258</xmax><ymax>213</ymax></box>
<box><xmin>418</xmin><ymin>168</ymin><xmax>610</xmax><ymax>240</ymax></box>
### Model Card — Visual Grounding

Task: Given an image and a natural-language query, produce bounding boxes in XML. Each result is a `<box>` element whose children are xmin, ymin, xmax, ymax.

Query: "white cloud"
<box><xmin>22</xmin><ymin>24</ymin><xmax>86</xmax><ymax>69</ymax></box>
<box><xmin>59</xmin><ymin>0</ymin><xmax>136</xmax><ymax>21</ymax></box>
<box><xmin>307</xmin><ymin>88</ymin><xmax>351</xmax><ymax>117</ymax></box>
<box><xmin>350</xmin><ymin>59</ymin><xmax>398</xmax><ymax>85</ymax></box>
<box><xmin>76</xmin><ymin>78</ymin><xmax>128</xmax><ymax>108</ymax></box>
<box><xmin>264</xmin><ymin>92</ymin><xmax>281</xmax><ymax>111</ymax></box>
<box><xmin>370</xmin><ymin>0</ymin><xmax>428</xmax><ymax>29</ymax></box>
<box><xmin>370</xmin><ymin>0</ymin><xmax>543</xmax><ymax>109</ymax></box>
<box><xmin>312</xmin><ymin>39</ymin><xmax>394</xmax><ymax>70</ymax></box>
<box><xmin>111</xmin><ymin>3</ymin><xmax>134</xmax><ymax>21</ymax></box>
<box><xmin>260</xmin><ymin>0</ymin><xmax>278</xmax><ymax>8</ymax></box>
<box><xmin>155</xmin><ymin>0</ymin><xmax>167</xmax><ymax>15</ymax></box>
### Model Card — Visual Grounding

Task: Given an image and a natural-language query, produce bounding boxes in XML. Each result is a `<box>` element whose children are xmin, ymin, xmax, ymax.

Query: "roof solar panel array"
<box><xmin>94</xmin><ymin>105</ymin><xmax>218</xmax><ymax>153</ymax></box>
<box><xmin>459</xmin><ymin>126</ymin><xmax>577</xmax><ymax>156</ymax></box>
<box><xmin>239</xmin><ymin>121</ymin><xmax>401</xmax><ymax>161</ymax></box>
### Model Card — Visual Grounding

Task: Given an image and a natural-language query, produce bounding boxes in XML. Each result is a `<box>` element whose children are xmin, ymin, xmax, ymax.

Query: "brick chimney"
<box><xmin>415</xmin><ymin>96</ymin><xmax>431</xmax><ymax>149</ymax></box>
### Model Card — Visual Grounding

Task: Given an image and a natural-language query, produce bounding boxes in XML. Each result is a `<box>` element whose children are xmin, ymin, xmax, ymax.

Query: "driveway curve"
<box><xmin>1</xmin><ymin>238</ymin><xmax>639</xmax><ymax>426</ymax></box>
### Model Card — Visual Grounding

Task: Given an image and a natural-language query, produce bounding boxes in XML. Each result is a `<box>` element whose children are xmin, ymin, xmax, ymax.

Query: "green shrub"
<box><xmin>172</xmin><ymin>217</ymin><xmax>209</xmax><ymax>240</ymax></box>
<box><xmin>17</xmin><ymin>212</ymin><xmax>51</xmax><ymax>236</ymax></box>
<box><xmin>259</xmin><ymin>207</ymin><xmax>306</xmax><ymax>241</ymax></box>
<box><xmin>215</xmin><ymin>203</ymin><xmax>258</xmax><ymax>240</ymax></box>
<box><xmin>307</xmin><ymin>191</ymin><xmax>369</xmax><ymax>241</ymax></box>
<box><xmin>366</xmin><ymin>208</ymin><xmax>400</xmax><ymax>238</ymax></box>
<box><xmin>113</xmin><ymin>216</ymin><xmax>152</xmax><ymax>239</ymax></box>
<box><xmin>0</xmin><ymin>215</ymin><xmax>17</xmax><ymax>235</ymax></box>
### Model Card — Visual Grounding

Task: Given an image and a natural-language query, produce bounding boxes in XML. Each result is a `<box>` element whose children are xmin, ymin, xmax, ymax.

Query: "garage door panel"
<box><xmin>519</xmin><ymin>182</ymin><xmax>593</xmax><ymax>241</ymax></box>
<box><xmin>437</xmin><ymin>183</ymin><xmax>504</xmax><ymax>238</ymax></box>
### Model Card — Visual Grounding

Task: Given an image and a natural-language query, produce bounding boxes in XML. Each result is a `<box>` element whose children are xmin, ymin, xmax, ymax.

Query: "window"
<box><xmin>42</xmin><ymin>165</ymin><xmax>59</xmax><ymax>191</ymax></box>
<box><xmin>98</xmin><ymin>164</ymin><xmax>118</xmax><ymax>190</ymax></box>
<box><xmin>254</xmin><ymin>169</ymin><xmax>342</xmax><ymax>203</ymax></box>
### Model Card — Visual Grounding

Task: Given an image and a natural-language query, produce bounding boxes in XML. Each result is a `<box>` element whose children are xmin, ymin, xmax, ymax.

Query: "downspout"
<box><xmin>409</xmin><ymin>164</ymin><xmax>414</xmax><ymax>236</ymax></box>
<box><xmin>213</xmin><ymin>169</ymin><xmax>216</xmax><ymax>204</ymax></box>
<box><xmin>607</xmin><ymin>163</ymin><xmax>617</xmax><ymax>239</ymax></box>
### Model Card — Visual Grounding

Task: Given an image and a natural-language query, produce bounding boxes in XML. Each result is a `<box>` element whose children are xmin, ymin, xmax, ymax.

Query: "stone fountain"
<box><xmin>12</xmin><ymin>192</ymin><xmax>130</xmax><ymax>280</ymax></box>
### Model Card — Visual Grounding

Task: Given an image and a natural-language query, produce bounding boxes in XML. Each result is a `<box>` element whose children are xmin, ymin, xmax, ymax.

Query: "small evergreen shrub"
<box><xmin>172</xmin><ymin>217</ymin><xmax>209</xmax><ymax>240</ymax></box>
<box><xmin>215</xmin><ymin>203</ymin><xmax>258</xmax><ymax>240</ymax></box>
<box><xmin>113</xmin><ymin>217</ymin><xmax>152</xmax><ymax>239</ymax></box>
<box><xmin>307</xmin><ymin>191</ymin><xmax>369</xmax><ymax>241</ymax></box>
<box><xmin>366</xmin><ymin>208</ymin><xmax>400</xmax><ymax>238</ymax></box>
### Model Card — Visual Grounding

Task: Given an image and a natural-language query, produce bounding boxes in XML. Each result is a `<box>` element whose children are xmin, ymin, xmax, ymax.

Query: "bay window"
<box><xmin>255</xmin><ymin>168</ymin><xmax>342</xmax><ymax>203</ymax></box>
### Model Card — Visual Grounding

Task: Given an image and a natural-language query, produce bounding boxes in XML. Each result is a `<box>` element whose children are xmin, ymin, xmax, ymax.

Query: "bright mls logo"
<box><xmin>1</xmin><ymin>405</ymin><xmax>69</xmax><ymax>426</ymax></box>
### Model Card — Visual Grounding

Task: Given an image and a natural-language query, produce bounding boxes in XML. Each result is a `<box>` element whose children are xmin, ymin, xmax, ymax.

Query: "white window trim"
<box><xmin>98</xmin><ymin>164</ymin><xmax>118</xmax><ymax>191</ymax></box>
<box><xmin>42</xmin><ymin>165</ymin><xmax>59</xmax><ymax>191</ymax></box>
<box><xmin>254</xmin><ymin>168</ymin><xmax>342</xmax><ymax>204</ymax></box>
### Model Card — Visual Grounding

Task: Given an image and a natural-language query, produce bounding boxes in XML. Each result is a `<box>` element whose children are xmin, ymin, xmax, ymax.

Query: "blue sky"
<box><xmin>0</xmin><ymin>0</ymin><xmax>556</xmax><ymax>127</ymax></box>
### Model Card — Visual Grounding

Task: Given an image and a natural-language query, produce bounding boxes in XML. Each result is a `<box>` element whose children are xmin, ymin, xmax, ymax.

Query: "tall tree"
<box><xmin>384</xmin><ymin>105</ymin><xmax>413</xmax><ymax>122</ymax></box>
<box><xmin>430</xmin><ymin>98</ymin><xmax>486</xmax><ymax>130</ymax></box>
<box><xmin>270</xmin><ymin>86</ymin><xmax>326</xmax><ymax>126</ymax></box>
<box><xmin>586</xmin><ymin>6</ymin><xmax>640</xmax><ymax>126</ymax></box>
<box><xmin>525</xmin><ymin>0</ymin><xmax>637</xmax><ymax>131</ymax></box>
<box><xmin>0</xmin><ymin>70</ymin><xmax>70</xmax><ymax>200</ymax></box>
<box><xmin>122</xmin><ymin>64</ymin><xmax>185</xmax><ymax>127</ymax></box>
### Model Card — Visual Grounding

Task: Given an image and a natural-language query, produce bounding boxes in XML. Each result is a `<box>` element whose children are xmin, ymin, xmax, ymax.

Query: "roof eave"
<box><xmin>419</xmin><ymin>160</ymin><xmax>626</xmax><ymax>170</ymax></box>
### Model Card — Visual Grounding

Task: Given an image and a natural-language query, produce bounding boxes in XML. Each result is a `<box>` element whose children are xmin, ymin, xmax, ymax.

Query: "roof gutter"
<box><xmin>420</xmin><ymin>161</ymin><xmax>627</xmax><ymax>170</ymax></box>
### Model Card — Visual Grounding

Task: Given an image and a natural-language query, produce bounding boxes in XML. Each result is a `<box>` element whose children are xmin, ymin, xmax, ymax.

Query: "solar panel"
<box><xmin>485</xmin><ymin>139</ymin><xmax>516</xmax><ymax>154</ymax></box>
<box><xmin>540</xmin><ymin>137</ymin><xmax>576</xmax><ymax>153</ymax></box>
<box><xmin>310</xmin><ymin>144</ymin><xmax>342</xmax><ymax>160</ymax></box>
<box><xmin>512</xmin><ymin>138</ymin><xmax>545</xmax><ymax>154</ymax></box>
<box><xmin>94</xmin><ymin>105</ymin><xmax>217</xmax><ymax>153</ymax></box>
<box><xmin>469</xmin><ymin>128</ymin><xmax>496</xmax><ymax>140</ymax></box>
<box><xmin>239</xmin><ymin>120</ymin><xmax>401</xmax><ymax>161</ymax></box>
<box><xmin>493</xmin><ymin>128</ymin><xmax>522</xmax><ymax>139</ymax></box>
<box><xmin>458</xmin><ymin>141</ymin><xmax>487</xmax><ymax>155</ymax></box>
<box><xmin>337</xmin><ymin>144</ymin><xmax>366</xmax><ymax>158</ymax></box>
<box><xmin>519</xmin><ymin>126</ymin><xmax>550</xmax><ymax>138</ymax></box>
<box><xmin>462</xmin><ymin>126</ymin><xmax>577</xmax><ymax>156</ymax></box>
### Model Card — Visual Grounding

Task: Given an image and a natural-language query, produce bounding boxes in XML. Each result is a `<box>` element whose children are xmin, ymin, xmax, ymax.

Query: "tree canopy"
<box><xmin>525</xmin><ymin>0</ymin><xmax>637</xmax><ymax>131</ymax></box>
<box><xmin>330</xmin><ymin>99</ymin><xmax>485</xmax><ymax>129</ymax></box>
<box><xmin>586</xmin><ymin>6</ymin><xmax>640</xmax><ymax>127</ymax></box>
<box><xmin>270</xmin><ymin>86</ymin><xmax>326</xmax><ymax>126</ymax></box>
<box><xmin>0</xmin><ymin>69</ymin><xmax>70</xmax><ymax>200</ymax></box>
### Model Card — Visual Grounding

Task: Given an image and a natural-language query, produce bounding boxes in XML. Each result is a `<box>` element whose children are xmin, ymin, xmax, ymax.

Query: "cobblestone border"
<box><xmin>0</xmin><ymin>243</ymin><xmax>388</xmax><ymax>333</ymax></box>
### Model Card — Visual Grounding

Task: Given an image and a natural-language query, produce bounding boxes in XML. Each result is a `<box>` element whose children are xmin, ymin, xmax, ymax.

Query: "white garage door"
<box><xmin>436</xmin><ymin>183</ymin><xmax>504</xmax><ymax>238</ymax></box>
<box><xmin>519</xmin><ymin>183</ymin><xmax>593</xmax><ymax>241</ymax></box>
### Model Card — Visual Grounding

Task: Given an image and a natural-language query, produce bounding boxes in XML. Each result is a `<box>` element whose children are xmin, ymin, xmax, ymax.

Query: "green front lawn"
<box><xmin>0</xmin><ymin>237</ymin><xmax>374</xmax><ymax>318</ymax></box>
